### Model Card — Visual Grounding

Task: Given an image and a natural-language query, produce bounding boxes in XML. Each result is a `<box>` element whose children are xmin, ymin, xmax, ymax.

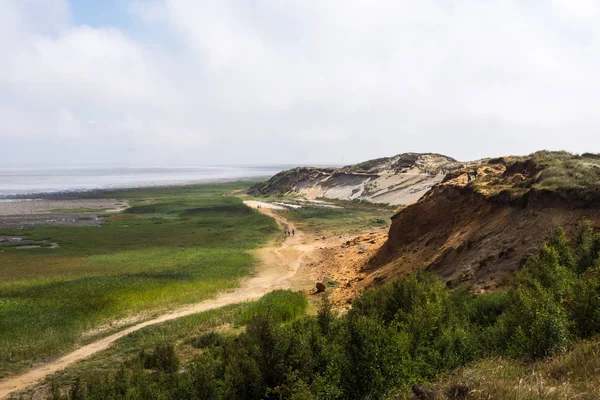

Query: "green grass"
<box><xmin>276</xmin><ymin>198</ymin><xmax>394</xmax><ymax>235</ymax></box>
<box><xmin>470</xmin><ymin>151</ymin><xmax>600</xmax><ymax>196</ymax></box>
<box><xmin>234</xmin><ymin>290</ymin><xmax>308</xmax><ymax>326</ymax></box>
<box><xmin>0</xmin><ymin>182</ymin><xmax>278</xmax><ymax>379</ymax></box>
<box><xmin>530</xmin><ymin>151</ymin><xmax>600</xmax><ymax>190</ymax></box>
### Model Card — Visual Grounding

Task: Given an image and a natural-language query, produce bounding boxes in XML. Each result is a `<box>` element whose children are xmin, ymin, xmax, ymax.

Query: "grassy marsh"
<box><xmin>0</xmin><ymin>182</ymin><xmax>278</xmax><ymax>378</ymax></box>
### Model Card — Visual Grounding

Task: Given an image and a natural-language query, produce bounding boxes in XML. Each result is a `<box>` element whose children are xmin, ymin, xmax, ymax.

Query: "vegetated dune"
<box><xmin>362</xmin><ymin>151</ymin><xmax>600</xmax><ymax>293</ymax></box>
<box><xmin>249</xmin><ymin>153</ymin><xmax>461</xmax><ymax>205</ymax></box>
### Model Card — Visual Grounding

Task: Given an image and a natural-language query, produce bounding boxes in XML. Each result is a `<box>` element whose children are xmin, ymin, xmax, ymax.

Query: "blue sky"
<box><xmin>69</xmin><ymin>0</ymin><xmax>130</xmax><ymax>28</ymax></box>
<box><xmin>1</xmin><ymin>0</ymin><xmax>599</xmax><ymax>166</ymax></box>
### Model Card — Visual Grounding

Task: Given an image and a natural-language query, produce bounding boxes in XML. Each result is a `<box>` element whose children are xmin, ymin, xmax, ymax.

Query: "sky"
<box><xmin>1</xmin><ymin>0</ymin><xmax>599</xmax><ymax>166</ymax></box>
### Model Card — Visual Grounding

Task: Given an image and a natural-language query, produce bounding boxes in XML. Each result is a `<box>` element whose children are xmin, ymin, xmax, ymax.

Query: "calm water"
<box><xmin>0</xmin><ymin>166</ymin><xmax>283</xmax><ymax>198</ymax></box>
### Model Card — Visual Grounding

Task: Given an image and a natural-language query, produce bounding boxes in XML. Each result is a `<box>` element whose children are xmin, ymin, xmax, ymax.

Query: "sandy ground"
<box><xmin>288</xmin><ymin>228</ymin><xmax>389</xmax><ymax>310</ymax></box>
<box><xmin>0</xmin><ymin>201</ymin><xmax>317</xmax><ymax>399</ymax></box>
<box><xmin>0</xmin><ymin>199</ymin><xmax>128</xmax><ymax>229</ymax></box>
<box><xmin>243</xmin><ymin>200</ymin><xmax>286</xmax><ymax>210</ymax></box>
<box><xmin>0</xmin><ymin>199</ymin><xmax>127</xmax><ymax>216</ymax></box>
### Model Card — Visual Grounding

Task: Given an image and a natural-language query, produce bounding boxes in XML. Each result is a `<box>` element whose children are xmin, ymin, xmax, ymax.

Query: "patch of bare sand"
<box><xmin>244</xmin><ymin>200</ymin><xmax>287</xmax><ymax>210</ymax></box>
<box><xmin>0</xmin><ymin>199</ymin><xmax>128</xmax><ymax>216</ymax></box>
<box><xmin>289</xmin><ymin>228</ymin><xmax>388</xmax><ymax>311</ymax></box>
<box><xmin>0</xmin><ymin>199</ymin><xmax>129</xmax><ymax>229</ymax></box>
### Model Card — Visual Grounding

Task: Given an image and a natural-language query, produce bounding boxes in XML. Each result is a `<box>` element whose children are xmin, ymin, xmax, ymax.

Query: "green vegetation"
<box><xmin>393</xmin><ymin>339</ymin><xmax>600</xmax><ymax>399</ymax></box>
<box><xmin>279</xmin><ymin>199</ymin><xmax>394</xmax><ymax>235</ymax></box>
<box><xmin>470</xmin><ymin>151</ymin><xmax>600</xmax><ymax>197</ymax></box>
<box><xmin>0</xmin><ymin>182</ymin><xmax>278</xmax><ymax>378</ymax></box>
<box><xmin>527</xmin><ymin>150</ymin><xmax>600</xmax><ymax>190</ymax></box>
<box><xmin>235</xmin><ymin>290</ymin><xmax>308</xmax><ymax>326</ymax></box>
<box><xmin>20</xmin><ymin>291</ymin><xmax>307</xmax><ymax>397</ymax></box>
<box><xmin>46</xmin><ymin>220</ymin><xmax>600</xmax><ymax>399</ymax></box>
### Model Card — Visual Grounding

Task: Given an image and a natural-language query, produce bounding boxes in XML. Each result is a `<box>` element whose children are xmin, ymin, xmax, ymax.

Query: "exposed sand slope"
<box><xmin>0</xmin><ymin>201</ymin><xmax>314</xmax><ymax>399</ymax></box>
<box><xmin>249</xmin><ymin>153</ymin><xmax>461</xmax><ymax>205</ymax></box>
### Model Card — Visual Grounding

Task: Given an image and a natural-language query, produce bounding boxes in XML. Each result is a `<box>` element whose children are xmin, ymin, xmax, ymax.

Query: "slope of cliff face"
<box><xmin>360</xmin><ymin>151</ymin><xmax>600</xmax><ymax>293</ymax></box>
<box><xmin>248</xmin><ymin>153</ymin><xmax>459</xmax><ymax>206</ymax></box>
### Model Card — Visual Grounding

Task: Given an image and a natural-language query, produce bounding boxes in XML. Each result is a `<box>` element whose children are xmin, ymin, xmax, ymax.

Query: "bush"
<box><xmin>500</xmin><ymin>286</ymin><xmax>571</xmax><ymax>358</ymax></box>
<box><xmin>573</xmin><ymin>219</ymin><xmax>600</xmax><ymax>274</ymax></box>
<box><xmin>492</xmin><ymin>242</ymin><xmax>575</xmax><ymax>358</ymax></box>
<box><xmin>191</xmin><ymin>331</ymin><xmax>223</xmax><ymax>349</ymax></box>
<box><xmin>338</xmin><ymin>315</ymin><xmax>414</xmax><ymax>399</ymax></box>
<box><xmin>140</xmin><ymin>343</ymin><xmax>180</xmax><ymax>373</ymax></box>
<box><xmin>568</xmin><ymin>266</ymin><xmax>600</xmax><ymax>338</ymax></box>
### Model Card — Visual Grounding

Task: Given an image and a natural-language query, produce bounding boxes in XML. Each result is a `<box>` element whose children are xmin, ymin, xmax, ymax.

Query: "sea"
<box><xmin>0</xmin><ymin>166</ymin><xmax>285</xmax><ymax>199</ymax></box>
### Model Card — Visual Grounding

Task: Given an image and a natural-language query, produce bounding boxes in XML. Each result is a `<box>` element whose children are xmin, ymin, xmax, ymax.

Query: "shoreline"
<box><xmin>0</xmin><ymin>176</ymin><xmax>268</xmax><ymax>201</ymax></box>
<box><xmin>0</xmin><ymin>179</ymin><xmax>267</xmax><ymax>228</ymax></box>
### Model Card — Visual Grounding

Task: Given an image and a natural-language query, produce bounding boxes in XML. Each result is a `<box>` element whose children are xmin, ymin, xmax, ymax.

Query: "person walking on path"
<box><xmin>292</xmin><ymin>229</ymin><xmax>295</xmax><ymax>236</ymax></box>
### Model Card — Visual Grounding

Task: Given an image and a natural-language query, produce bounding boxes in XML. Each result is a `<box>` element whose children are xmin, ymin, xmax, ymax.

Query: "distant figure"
<box><xmin>287</xmin><ymin>230</ymin><xmax>291</xmax><ymax>236</ymax></box>
<box><xmin>292</xmin><ymin>229</ymin><xmax>295</xmax><ymax>236</ymax></box>
<box><xmin>467</xmin><ymin>173</ymin><xmax>472</xmax><ymax>183</ymax></box>
<box><xmin>473</xmin><ymin>169</ymin><xmax>479</xmax><ymax>178</ymax></box>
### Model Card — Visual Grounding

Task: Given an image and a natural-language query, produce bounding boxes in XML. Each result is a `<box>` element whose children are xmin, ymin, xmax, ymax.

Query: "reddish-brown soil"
<box><xmin>288</xmin><ymin>228</ymin><xmax>388</xmax><ymax>309</ymax></box>
<box><xmin>363</xmin><ymin>179</ymin><xmax>600</xmax><ymax>294</ymax></box>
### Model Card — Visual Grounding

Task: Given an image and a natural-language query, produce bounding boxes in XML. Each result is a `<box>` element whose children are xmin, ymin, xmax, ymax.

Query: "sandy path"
<box><xmin>0</xmin><ymin>201</ymin><xmax>310</xmax><ymax>399</ymax></box>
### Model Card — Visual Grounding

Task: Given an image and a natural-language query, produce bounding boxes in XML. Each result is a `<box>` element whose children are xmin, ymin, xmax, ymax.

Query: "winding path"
<box><xmin>0</xmin><ymin>201</ymin><xmax>310</xmax><ymax>399</ymax></box>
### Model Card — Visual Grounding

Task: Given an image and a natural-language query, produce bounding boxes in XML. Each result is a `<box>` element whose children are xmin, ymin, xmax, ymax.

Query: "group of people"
<box><xmin>256</xmin><ymin>204</ymin><xmax>262</xmax><ymax>209</ymax></box>
<box><xmin>467</xmin><ymin>169</ymin><xmax>479</xmax><ymax>183</ymax></box>
<box><xmin>285</xmin><ymin>228</ymin><xmax>295</xmax><ymax>236</ymax></box>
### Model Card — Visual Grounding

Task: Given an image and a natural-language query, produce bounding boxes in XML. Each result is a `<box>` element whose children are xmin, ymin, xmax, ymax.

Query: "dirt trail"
<box><xmin>0</xmin><ymin>201</ymin><xmax>312</xmax><ymax>399</ymax></box>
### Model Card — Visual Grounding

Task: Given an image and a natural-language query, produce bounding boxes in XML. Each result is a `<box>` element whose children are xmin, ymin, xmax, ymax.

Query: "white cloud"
<box><xmin>1</xmin><ymin>0</ymin><xmax>600</xmax><ymax>166</ymax></box>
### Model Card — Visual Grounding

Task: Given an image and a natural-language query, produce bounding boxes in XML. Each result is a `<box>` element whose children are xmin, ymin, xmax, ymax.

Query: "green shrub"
<box><xmin>548</xmin><ymin>226</ymin><xmax>576</xmax><ymax>272</ymax></box>
<box><xmin>568</xmin><ymin>266</ymin><xmax>600</xmax><ymax>338</ymax></box>
<box><xmin>191</xmin><ymin>331</ymin><xmax>223</xmax><ymax>349</ymax></box>
<box><xmin>140</xmin><ymin>343</ymin><xmax>179</xmax><ymax>373</ymax></box>
<box><xmin>574</xmin><ymin>219</ymin><xmax>600</xmax><ymax>274</ymax></box>
<box><xmin>499</xmin><ymin>286</ymin><xmax>571</xmax><ymax>358</ymax></box>
<box><xmin>493</xmin><ymin>243</ymin><xmax>574</xmax><ymax>358</ymax></box>
<box><xmin>338</xmin><ymin>315</ymin><xmax>414</xmax><ymax>399</ymax></box>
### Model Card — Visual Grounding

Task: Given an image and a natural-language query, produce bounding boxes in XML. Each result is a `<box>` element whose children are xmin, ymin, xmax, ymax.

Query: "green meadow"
<box><xmin>0</xmin><ymin>182</ymin><xmax>278</xmax><ymax>378</ymax></box>
<box><xmin>279</xmin><ymin>199</ymin><xmax>394</xmax><ymax>235</ymax></box>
